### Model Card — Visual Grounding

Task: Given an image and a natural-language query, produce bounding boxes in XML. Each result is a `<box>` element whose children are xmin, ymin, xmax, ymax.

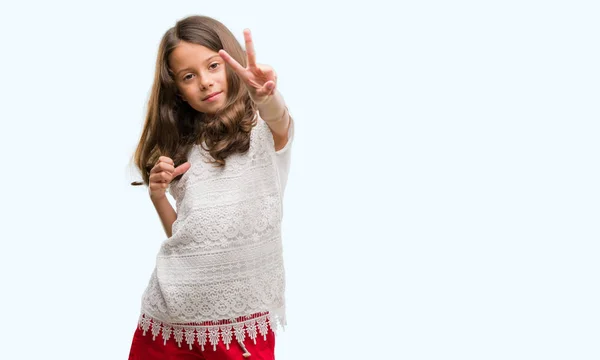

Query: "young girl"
<box><xmin>128</xmin><ymin>15</ymin><xmax>294</xmax><ymax>360</ymax></box>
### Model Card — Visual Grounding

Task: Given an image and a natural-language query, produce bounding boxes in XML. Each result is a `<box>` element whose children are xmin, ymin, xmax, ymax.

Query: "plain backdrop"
<box><xmin>0</xmin><ymin>0</ymin><xmax>598</xmax><ymax>359</ymax></box>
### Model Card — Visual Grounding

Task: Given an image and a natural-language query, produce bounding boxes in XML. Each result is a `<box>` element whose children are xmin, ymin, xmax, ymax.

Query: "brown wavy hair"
<box><xmin>131</xmin><ymin>15</ymin><xmax>256</xmax><ymax>186</ymax></box>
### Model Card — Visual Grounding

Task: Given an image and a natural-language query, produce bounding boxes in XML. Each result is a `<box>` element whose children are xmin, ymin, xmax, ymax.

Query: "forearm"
<box><xmin>150</xmin><ymin>195</ymin><xmax>177</xmax><ymax>238</ymax></box>
<box><xmin>257</xmin><ymin>90</ymin><xmax>289</xmax><ymax>136</ymax></box>
<box><xmin>258</xmin><ymin>90</ymin><xmax>287</xmax><ymax>122</ymax></box>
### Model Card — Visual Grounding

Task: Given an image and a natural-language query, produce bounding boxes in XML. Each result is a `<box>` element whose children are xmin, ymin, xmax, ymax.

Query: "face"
<box><xmin>169</xmin><ymin>41</ymin><xmax>228</xmax><ymax>115</ymax></box>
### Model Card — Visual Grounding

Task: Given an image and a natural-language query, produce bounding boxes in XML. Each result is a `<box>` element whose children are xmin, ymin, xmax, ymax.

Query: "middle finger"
<box><xmin>244</xmin><ymin>29</ymin><xmax>257</xmax><ymax>68</ymax></box>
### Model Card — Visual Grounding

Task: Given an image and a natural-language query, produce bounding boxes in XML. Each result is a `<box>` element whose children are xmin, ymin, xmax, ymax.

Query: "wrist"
<box><xmin>257</xmin><ymin>91</ymin><xmax>285</xmax><ymax>122</ymax></box>
<box><xmin>150</xmin><ymin>191</ymin><xmax>168</xmax><ymax>202</ymax></box>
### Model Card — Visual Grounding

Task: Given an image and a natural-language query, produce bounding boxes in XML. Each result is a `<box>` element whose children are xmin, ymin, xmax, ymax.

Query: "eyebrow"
<box><xmin>175</xmin><ymin>55</ymin><xmax>222</xmax><ymax>77</ymax></box>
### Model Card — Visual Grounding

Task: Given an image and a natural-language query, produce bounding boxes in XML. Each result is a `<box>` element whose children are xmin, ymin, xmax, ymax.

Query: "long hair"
<box><xmin>132</xmin><ymin>15</ymin><xmax>256</xmax><ymax>186</ymax></box>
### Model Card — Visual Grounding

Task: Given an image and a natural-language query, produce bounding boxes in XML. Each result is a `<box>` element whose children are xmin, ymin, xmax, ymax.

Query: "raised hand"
<box><xmin>218</xmin><ymin>29</ymin><xmax>277</xmax><ymax>104</ymax></box>
<box><xmin>148</xmin><ymin>156</ymin><xmax>190</xmax><ymax>200</ymax></box>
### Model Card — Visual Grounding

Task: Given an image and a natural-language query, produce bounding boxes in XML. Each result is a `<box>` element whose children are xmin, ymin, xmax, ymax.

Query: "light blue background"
<box><xmin>0</xmin><ymin>0</ymin><xmax>598</xmax><ymax>359</ymax></box>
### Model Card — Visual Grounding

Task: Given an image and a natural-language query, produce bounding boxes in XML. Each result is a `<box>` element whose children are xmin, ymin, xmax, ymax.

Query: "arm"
<box><xmin>257</xmin><ymin>90</ymin><xmax>291</xmax><ymax>151</ymax></box>
<box><xmin>147</xmin><ymin>156</ymin><xmax>190</xmax><ymax>238</ymax></box>
<box><xmin>150</xmin><ymin>195</ymin><xmax>177</xmax><ymax>238</ymax></box>
<box><xmin>217</xmin><ymin>29</ymin><xmax>292</xmax><ymax>151</ymax></box>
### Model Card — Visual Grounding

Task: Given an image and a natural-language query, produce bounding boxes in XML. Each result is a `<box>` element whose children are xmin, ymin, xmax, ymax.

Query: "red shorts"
<box><xmin>127</xmin><ymin>320</ymin><xmax>276</xmax><ymax>360</ymax></box>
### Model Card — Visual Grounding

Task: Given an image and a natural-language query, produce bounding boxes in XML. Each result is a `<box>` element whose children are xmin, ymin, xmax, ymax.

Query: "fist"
<box><xmin>148</xmin><ymin>156</ymin><xmax>191</xmax><ymax>200</ymax></box>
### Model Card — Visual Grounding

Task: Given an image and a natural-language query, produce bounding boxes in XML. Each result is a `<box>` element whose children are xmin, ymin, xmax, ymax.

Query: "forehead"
<box><xmin>169</xmin><ymin>41</ymin><xmax>219</xmax><ymax>70</ymax></box>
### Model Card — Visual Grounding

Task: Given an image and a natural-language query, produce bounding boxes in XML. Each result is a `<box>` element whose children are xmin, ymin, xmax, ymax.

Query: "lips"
<box><xmin>202</xmin><ymin>91</ymin><xmax>222</xmax><ymax>101</ymax></box>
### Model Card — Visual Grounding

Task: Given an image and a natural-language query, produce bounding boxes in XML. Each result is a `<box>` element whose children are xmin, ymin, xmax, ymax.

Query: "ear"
<box><xmin>177</xmin><ymin>93</ymin><xmax>187</xmax><ymax>102</ymax></box>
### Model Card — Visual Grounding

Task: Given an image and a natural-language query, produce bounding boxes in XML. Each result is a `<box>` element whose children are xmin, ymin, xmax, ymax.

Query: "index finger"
<box><xmin>244</xmin><ymin>28</ymin><xmax>257</xmax><ymax>68</ymax></box>
<box><xmin>218</xmin><ymin>49</ymin><xmax>247</xmax><ymax>80</ymax></box>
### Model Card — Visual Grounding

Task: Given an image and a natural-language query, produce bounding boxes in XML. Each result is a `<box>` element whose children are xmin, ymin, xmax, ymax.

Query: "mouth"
<box><xmin>202</xmin><ymin>91</ymin><xmax>223</xmax><ymax>101</ymax></box>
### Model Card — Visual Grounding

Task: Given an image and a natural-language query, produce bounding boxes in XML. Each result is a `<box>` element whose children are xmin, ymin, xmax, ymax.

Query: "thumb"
<box><xmin>172</xmin><ymin>162</ymin><xmax>191</xmax><ymax>178</ymax></box>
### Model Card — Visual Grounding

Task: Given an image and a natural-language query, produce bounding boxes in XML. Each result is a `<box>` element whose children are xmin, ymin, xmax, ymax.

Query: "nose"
<box><xmin>198</xmin><ymin>73</ymin><xmax>214</xmax><ymax>90</ymax></box>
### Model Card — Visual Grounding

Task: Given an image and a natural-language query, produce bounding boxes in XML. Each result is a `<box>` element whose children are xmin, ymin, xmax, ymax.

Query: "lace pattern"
<box><xmin>138</xmin><ymin>116</ymin><xmax>287</xmax><ymax>347</ymax></box>
<box><xmin>138</xmin><ymin>310</ymin><xmax>284</xmax><ymax>350</ymax></box>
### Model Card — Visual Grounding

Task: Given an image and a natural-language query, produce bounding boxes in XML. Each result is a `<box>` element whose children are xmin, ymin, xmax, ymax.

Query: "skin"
<box><xmin>169</xmin><ymin>41</ymin><xmax>229</xmax><ymax>115</ymax></box>
<box><xmin>148</xmin><ymin>29</ymin><xmax>292</xmax><ymax>237</ymax></box>
<box><xmin>218</xmin><ymin>29</ymin><xmax>291</xmax><ymax>143</ymax></box>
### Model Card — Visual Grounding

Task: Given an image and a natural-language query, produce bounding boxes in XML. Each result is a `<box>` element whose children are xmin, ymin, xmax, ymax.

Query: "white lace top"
<box><xmin>137</xmin><ymin>113</ymin><xmax>294</xmax><ymax>350</ymax></box>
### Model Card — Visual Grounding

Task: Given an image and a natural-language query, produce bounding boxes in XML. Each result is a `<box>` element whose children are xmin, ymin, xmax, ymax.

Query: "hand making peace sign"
<box><xmin>218</xmin><ymin>29</ymin><xmax>277</xmax><ymax>105</ymax></box>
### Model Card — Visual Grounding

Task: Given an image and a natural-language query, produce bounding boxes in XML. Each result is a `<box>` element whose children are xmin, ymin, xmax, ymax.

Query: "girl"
<box><xmin>128</xmin><ymin>15</ymin><xmax>294</xmax><ymax>360</ymax></box>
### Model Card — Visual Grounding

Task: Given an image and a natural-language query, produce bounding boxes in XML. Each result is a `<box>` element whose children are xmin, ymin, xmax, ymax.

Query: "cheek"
<box><xmin>181</xmin><ymin>86</ymin><xmax>198</xmax><ymax>100</ymax></box>
<box><xmin>218</xmin><ymin>70</ymin><xmax>228</xmax><ymax>87</ymax></box>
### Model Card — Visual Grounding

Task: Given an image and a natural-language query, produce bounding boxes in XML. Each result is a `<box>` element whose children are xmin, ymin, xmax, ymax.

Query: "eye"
<box><xmin>183</xmin><ymin>74</ymin><xmax>194</xmax><ymax>81</ymax></box>
<box><xmin>209</xmin><ymin>62</ymin><xmax>220</xmax><ymax>70</ymax></box>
